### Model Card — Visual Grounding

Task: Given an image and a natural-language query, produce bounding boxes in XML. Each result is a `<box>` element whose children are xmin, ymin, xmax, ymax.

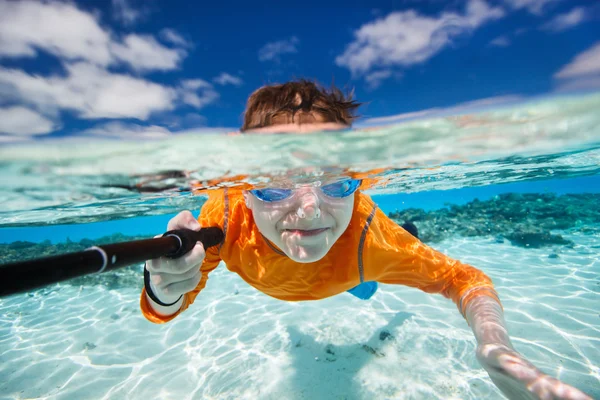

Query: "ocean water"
<box><xmin>0</xmin><ymin>92</ymin><xmax>599</xmax><ymax>399</ymax></box>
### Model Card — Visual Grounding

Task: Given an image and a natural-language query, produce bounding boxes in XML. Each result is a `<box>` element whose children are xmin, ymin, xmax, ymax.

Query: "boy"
<box><xmin>141</xmin><ymin>80</ymin><xmax>591</xmax><ymax>400</ymax></box>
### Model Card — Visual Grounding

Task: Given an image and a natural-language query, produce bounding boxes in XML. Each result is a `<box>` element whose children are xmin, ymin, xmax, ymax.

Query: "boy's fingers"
<box><xmin>151</xmin><ymin>267</ymin><xmax>201</xmax><ymax>289</ymax></box>
<box><xmin>146</xmin><ymin>258</ymin><xmax>167</xmax><ymax>273</ymax></box>
<box><xmin>162</xmin><ymin>272</ymin><xmax>202</xmax><ymax>297</ymax></box>
<box><xmin>167</xmin><ymin>243</ymin><xmax>206</xmax><ymax>273</ymax></box>
<box><xmin>167</xmin><ymin>210</ymin><xmax>201</xmax><ymax>231</ymax></box>
<box><xmin>146</xmin><ymin>213</ymin><xmax>203</xmax><ymax>274</ymax></box>
<box><xmin>147</xmin><ymin>243</ymin><xmax>205</xmax><ymax>274</ymax></box>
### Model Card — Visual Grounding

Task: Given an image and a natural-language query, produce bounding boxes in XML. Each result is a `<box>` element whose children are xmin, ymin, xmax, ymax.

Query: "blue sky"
<box><xmin>0</xmin><ymin>0</ymin><xmax>598</xmax><ymax>141</ymax></box>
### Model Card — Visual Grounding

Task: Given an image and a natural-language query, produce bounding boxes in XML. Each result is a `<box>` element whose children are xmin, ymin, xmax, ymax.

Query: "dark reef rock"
<box><xmin>361</xmin><ymin>344</ymin><xmax>385</xmax><ymax>358</ymax></box>
<box><xmin>388</xmin><ymin>193</ymin><xmax>599</xmax><ymax>247</ymax></box>
<box><xmin>325</xmin><ymin>344</ymin><xmax>336</xmax><ymax>355</ymax></box>
<box><xmin>7</xmin><ymin>241</ymin><xmax>37</xmax><ymax>250</ymax></box>
<box><xmin>379</xmin><ymin>330</ymin><xmax>394</xmax><ymax>341</ymax></box>
<box><xmin>83</xmin><ymin>342</ymin><xmax>97</xmax><ymax>350</ymax></box>
<box><xmin>504</xmin><ymin>232</ymin><xmax>571</xmax><ymax>248</ymax></box>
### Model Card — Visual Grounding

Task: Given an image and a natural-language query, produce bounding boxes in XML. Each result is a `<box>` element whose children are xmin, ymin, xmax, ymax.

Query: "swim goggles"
<box><xmin>250</xmin><ymin>179</ymin><xmax>361</xmax><ymax>202</ymax></box>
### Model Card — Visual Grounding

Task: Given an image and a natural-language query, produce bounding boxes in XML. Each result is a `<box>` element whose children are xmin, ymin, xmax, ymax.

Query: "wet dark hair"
<box><xmin>241</xmin><ymin>79</ymin><xmax>361</xmax><ymax>131</ymax></box>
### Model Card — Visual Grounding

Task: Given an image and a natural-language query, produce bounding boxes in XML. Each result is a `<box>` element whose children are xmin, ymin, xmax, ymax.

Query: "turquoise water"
<box><xmin>0</xmin><ymin>175</ymin><xmax>597</xmax><ymax>244</ymax></box>
<box><xmin>0</xmin><ymin>93</ymin><xmax>599</xmax><ymax>399</ymax></box>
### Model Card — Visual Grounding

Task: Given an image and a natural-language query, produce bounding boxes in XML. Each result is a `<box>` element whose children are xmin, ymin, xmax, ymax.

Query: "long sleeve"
<box><xmin>364</xmin><ymin>207</ymin><xmax>501</xmax><ymax>317</ymax></box>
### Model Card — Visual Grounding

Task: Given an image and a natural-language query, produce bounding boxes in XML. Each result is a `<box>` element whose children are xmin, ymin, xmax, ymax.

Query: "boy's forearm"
<box><xmin>464</xmin><ymin>292</ymin><xmax>593</xmax><ymax>399</ymax></box>
<box><xmin>464</xmin><ymin>294</ymin><xmax>514</xmax><ymax>349</ymax></box>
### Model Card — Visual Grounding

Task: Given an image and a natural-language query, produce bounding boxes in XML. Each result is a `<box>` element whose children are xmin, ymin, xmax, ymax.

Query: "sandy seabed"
<box><xmin>1</xmin><ymin>231</ymin><xmax>598</xmax><ymax>400</ymax></box>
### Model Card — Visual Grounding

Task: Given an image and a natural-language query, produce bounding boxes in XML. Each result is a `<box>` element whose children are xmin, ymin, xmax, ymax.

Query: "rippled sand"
<box><xmin>1</xmin><ymin>231</ymin><xmax>598</xmax><ymax>400</ymax></box>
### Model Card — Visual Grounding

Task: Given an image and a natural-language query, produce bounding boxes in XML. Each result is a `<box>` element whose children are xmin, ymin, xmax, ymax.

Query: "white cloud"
<box><xmin>258</xmin><ymin>36</ymin><xmax>299</xmax><ymax>62</ymax></box>
<box><xmin>181</xmin><ymin>79</ymin><xmax>213</xmax><ymax>91</ymax></box>
<box><xmin>0</xmin><ymin>106</ymin><xmax>57</xmax><ymax>135</ymax></box>
<box><xmin>554</xmin><ymin>76</ymin><xmax>600</xmax><ymax>92</ymax></box>
<box><xmin>489</xmin><ymin>36</ymin><xmax>510</xmax><ymax>47</ymax></box>
<box><xmin>110</xmin><ymin>34</ymin><xmax>186</xmax><ymax>72</ymax></box>
<box><xmin>0</xmin><ymin>0</ymin><xmax>218</xmax><ymax>138</ymax></box>
<box><xmin>176</xmin><ymin>126</ymin><xmax>233</xmax><ymax>135</ymax></box>
<box><xmin>336</xmin><ymin>0</ymin><xmax>504</xmax><ymax>76</ymax></box>
<box><xmin>540</xmin><ymin>7</ymin><xmax>586</xmax><ymax>33</ymax></box>
<box><xmin>80</xmin><ymin>122</ymin><xmax>172</xmax><ymax>139</ymax></box>
<box><xmin>0</xmin><ymin>66</ymin><xmax>221</xmax><ymax>129</ymax></box>
<box><xmin>360</xmin><ymin>95</ymin><xmax>523</xmax><ymax>126</ymax></box>
<box><xmin>111</xmin><ymin>0</ymin><xmax>142</xmax><ymax>25</ymax></box>
<box><xmin>554</xmin><ymin>42</ymin><xmax>600</xmax><ymax>79</ymax></box>
<box><xmin>159</xmin><ymin>28</ymin><xmax>192</xmax><ymax>47</ymax></box>
<box><xmin>213</xmin><ymin>72</ymin><xmax>243</xmax><ymax>86</ymax></box>
<box><xmin>178</xmin><ymin>79</ymin><xmax>220</xmax><ymax>108</ymax></box>
<box><xmin>0</xmin><ymin>0</ymin><xmax>112</xmax><ymax>64</ymax></box>
<box><xmin>0</xmin><ymin>0</ymin><xmax>186</xmax><ymax>72</ymax></box>
<box><xmin>0</xmin><ymin>63</ymin><xmax>176</xmax><ymax>120</ymax></box>
<box><xmin>160</xmin><ymin>28</ymin><xmax>191</xmax><ymax>48</ymax></box>
<box><xmin>502</xmin><ymin>0</ymin><xmax>561</xmax><ymax>15</ymax></box>
<box><xmin>0</xmin><ymin>135</ymin><xmax>32</xmax><ymax>143</ymax></box>
<box><xmin>78</xmin><ymin>121</ymin><xmax>232</xmax><ymax>138</ymax></box>
<box><xmin>365</xmin><ymin>70</ymin><xmax>393</xmax><ymax>89</ymax></box>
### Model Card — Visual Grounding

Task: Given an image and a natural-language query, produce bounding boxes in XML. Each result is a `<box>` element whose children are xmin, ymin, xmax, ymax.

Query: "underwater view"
<box><xmin>1</xmin><ymin>0</ymin><xmax>600</xmax><ymax>399</ymax></box>
<box><xmin>1</xmin><ymin>92</ymin><xmax>599</xmax><ymax>399</ymax></box>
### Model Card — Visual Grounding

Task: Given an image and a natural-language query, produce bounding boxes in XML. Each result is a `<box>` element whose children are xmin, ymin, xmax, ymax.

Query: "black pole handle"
<box><xmin>163</xmin><ymin>227</ymin><xmax>224</xmax><ymax>259</ymax></box>
<box><xmin>0</xmin><ymin>227</ymin><xmax>224</xmax><ymax>297</ymax></box>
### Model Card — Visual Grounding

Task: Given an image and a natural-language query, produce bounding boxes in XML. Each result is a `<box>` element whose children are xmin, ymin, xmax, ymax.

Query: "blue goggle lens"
<box><xmin>251</xmin><ymin>188</ymin><xmax>293</xmax><ymax>202</ymax></box>
<box><xmin>321</xmin><ymin>179</ymin><xmax>362</xmax><ymax>198</ymax></box>
<box><xmin>250</xmin><ymin>179</ymin><xmax>361</xmax><ymax>202</ymax></box>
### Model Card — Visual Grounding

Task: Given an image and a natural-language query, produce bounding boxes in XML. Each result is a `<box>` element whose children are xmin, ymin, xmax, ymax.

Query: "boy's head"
<box><xmin>241</xmin><ymin>79</ymin><xmax>360</xmax><ymax>133</ymax></box>
<box><xmin>242</xmin><ymin>80</ymin><xmax>361</xmax><ymax>263</ymax></box>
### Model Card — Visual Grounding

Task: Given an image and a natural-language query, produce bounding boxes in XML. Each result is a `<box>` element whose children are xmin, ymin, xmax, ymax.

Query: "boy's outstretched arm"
<box><xmin>363</xmin><ymin>203</ymin><xmax>593</xmax><ymax>400</ymax></box>
<box><xmin>465</xmin><ymin>294</ymin><xmax>592</xmax><ymax>400</ymax></box>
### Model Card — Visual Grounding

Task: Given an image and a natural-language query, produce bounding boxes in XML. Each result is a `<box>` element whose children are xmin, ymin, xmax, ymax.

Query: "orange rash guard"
<box><xmin>141</xmin><ymin>190</ymin><xmax>500</xmax><ymax>324</ymax></box>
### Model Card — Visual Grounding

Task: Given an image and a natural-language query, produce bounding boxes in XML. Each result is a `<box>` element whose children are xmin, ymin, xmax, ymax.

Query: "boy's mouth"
<box><xmin>283</xmin><ymin>228</ymin><xmax>329</xmax><ymax>236</ymax></box>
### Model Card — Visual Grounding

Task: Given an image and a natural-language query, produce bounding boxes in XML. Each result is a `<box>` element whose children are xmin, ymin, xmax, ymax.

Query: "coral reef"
<box><xmin>388</xmin><ymin>193</ymin><xmax>599</xmax><ymax>247</ymax></box>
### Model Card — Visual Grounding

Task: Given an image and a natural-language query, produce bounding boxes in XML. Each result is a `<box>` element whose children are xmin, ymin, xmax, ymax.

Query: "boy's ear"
<box><xmin>242</xmin><ymin>191</ymin><xmax>252</xmax><ymax>209</ymax></box>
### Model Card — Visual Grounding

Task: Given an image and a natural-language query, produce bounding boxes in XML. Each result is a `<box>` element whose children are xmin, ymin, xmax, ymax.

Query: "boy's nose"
<box><xmin>296</xmin><ymin>190</ymin><xmax>321</xmax><ymax>220</ymax></box>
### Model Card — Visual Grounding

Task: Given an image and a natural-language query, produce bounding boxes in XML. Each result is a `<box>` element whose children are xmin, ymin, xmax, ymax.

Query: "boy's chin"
<box><xmin>284</xmin><ymin>244</ymin><xmax>330</xmax><ymax>263</ymax></box>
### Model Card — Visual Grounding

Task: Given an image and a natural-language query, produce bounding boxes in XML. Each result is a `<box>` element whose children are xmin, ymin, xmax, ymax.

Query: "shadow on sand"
<box><xmin>284</xmin><ymin>311</ymin><xmax>415</xmax><ymax>400</ymax></box>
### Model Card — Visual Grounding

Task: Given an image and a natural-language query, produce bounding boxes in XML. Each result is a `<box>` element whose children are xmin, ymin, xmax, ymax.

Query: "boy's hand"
<box><xmin>145</xmin><ymin>211</ymin><xmax>206</xmax><ymax>304</ymax></box>
<box><xmin>477</xmin><ymin>343</ymin><xmax>592</xmax><ymax>400</ymax></box>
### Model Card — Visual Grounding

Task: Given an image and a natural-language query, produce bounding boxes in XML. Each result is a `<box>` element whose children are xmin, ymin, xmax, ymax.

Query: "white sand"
<box><xmin>1</xmin><ymin>231</ymin><xmax>598</xmax><ymax>400</ymax></box>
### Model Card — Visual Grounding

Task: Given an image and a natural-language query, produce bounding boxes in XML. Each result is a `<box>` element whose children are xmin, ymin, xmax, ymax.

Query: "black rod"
<box><xmin>0</xmin><ymin>227</ymin><xmax>224</xmax><ymax>297</ymax></box>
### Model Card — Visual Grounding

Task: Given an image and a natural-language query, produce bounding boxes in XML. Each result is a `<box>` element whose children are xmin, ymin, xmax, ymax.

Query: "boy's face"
<box><xmin>244</xmin><ymin>186</ymin><xmax>354</xmax><ymax>263</ymax></box>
